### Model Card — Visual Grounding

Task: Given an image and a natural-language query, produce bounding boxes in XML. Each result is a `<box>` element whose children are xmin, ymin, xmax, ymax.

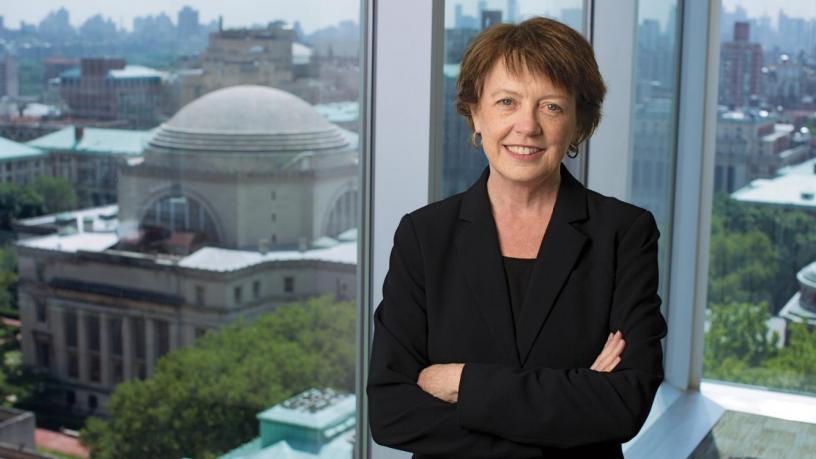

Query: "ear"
<box><xmin>470</xmin><ymin>104</ymin><xmax>482</xmax><ymax>133</ymax></box>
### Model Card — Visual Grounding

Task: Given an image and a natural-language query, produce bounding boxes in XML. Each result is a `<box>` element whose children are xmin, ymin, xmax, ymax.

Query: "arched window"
<box><xmin>141</xmin><ymin>195</ymin><xmax>220</xmax><ymax>243</ymax></box>
<box><xmin>325</xmin><ymin>188</ymin><xmax>357</xmax><ymax>237</ymax></box>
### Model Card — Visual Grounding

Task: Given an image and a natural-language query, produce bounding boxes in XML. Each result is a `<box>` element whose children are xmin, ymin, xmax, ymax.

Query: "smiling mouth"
<box><xmin>504</xmin><ymin>145</ymin><xmax>543</xmax><ymax>155</ymax></box>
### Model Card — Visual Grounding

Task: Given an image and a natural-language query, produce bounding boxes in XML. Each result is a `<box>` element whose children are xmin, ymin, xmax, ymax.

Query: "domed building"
<box><xmin>118</xmin><ymin>85</ymin><xmax>358</xmax><ymax>253</ymax></box>
<box><xmin>780</xmin><ymin>261</ymin><xmax>816</xmax><ymax>328</ymax></box>
<box><xmin>15</xmin><ymin>86</ymin><xmax>358</xmax><ymax>415</ymax></box>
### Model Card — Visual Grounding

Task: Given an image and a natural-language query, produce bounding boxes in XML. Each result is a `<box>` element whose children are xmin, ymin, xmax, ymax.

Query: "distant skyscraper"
<box><xmin>59</xmin><ymin>58</ymin><xmax>162</xmax><ymax>127</ymax></box>
<box><xmin>481</xmin><ymin>10</ymin><xmax>502</xmax><ymax>29</ymax></box>
<box><xmin>719</xmin><ymin>22</ymin><xmax>763</xmax><ymax>108</ymax></box>
<box><xmin>0</xmin><ymin>53</ymin><xmax>18</xmax><ymax>98</ymax></box>
<box><xmin>507</xmin><ymin>0</ymin><xmax>519</xmax><ymax>23</ymax></box>
<box><xmin>177</xmin><ymin>6</ymin><xmax>200</xmax><ymax>38</ymax></box>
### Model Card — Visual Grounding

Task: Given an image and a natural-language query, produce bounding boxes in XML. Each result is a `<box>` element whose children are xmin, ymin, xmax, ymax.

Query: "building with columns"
<box><xmin>15</xmin><ymin>85</ymin><xmax>359</xmax><ymax>414</ymax></box>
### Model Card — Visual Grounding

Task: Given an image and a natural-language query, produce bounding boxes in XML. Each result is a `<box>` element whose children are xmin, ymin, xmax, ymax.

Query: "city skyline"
<box><xmin>722</xmin><ymin>0</ymin><xmax>816</xmax><ymax>26</ymax></box>
<box><xmin>1</xmin><ymin>0</ymin><xmax>359</xmax><ymax>34</ymax></box>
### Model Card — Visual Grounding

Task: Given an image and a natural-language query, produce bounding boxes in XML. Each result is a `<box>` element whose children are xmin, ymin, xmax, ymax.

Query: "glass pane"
<box><xmin>438</xmin><ymin>0</ymin><xmax>584</xmax><ymax>199</ymax></box>
<box><xmin>3</xmin><ymin>2</ymin><xmax>363</xmax><ymax>458</ymax></box>
<box><xmin>629</xmin><ymin>1</ymin><xmax>681</xmax><ymax>304</ymax></box>
<box><xmin>704</xmin><ymin>1</ymin><xmax>816</xmax><ymax>395</ymax></box>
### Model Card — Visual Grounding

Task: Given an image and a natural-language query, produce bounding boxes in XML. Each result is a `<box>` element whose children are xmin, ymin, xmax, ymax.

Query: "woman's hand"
<box><xmin>417</xmin><ymin>363</ymin><xmax>465</xmax><ymax>403</ymax></box>
<box><xmin>590</xmin><ymin>330</ymin><xmax>625</xmax><ymax>372</ymax></box>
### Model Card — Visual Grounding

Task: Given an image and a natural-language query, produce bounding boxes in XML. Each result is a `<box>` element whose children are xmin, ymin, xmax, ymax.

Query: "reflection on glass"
<box><xmin>439</xmin><ymin>0</ymin><xmax>583</xmax><ymax>199</ymax></box>
<box><xmin>704</xmin><ymin>1</ymin><xmax>816</xmax><ymax>396</ymax></box>
<box><xmin>2</xmin><ymin>2</ymin><xmax>361</xmax><ymax>458</ymax></box>
<box><xmin>629</xmin><ymin>0</ymin><xmax>680</xmax><ymax>302</ymax></box>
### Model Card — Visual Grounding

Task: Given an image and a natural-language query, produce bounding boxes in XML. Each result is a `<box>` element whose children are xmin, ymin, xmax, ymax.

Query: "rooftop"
<box><xmin>732</xmin><ymin>174</ymin><xmax>816</xmax><ymax>208</ymax></box>
<box><xmin>219</xmin><ymin>388</ymin><xmax>356</xmax><ymax>459</ymax></box>
<box><xmin>257</xmin><ymin>388</ymin><xmax>355</xmax><ymax>430</ymax></box>
<box><xmin>15</xmin><ymin>206</ymin><xmax>357</xmax><ymax>271</ymax></box>
<box><xmin>27</xmin><ymin>127</ymin><xmax>155</xmax><ymax>155</ymax></box>
<box><xmin>0</xmin><ymin>136</ymin><xmax>45</xmax><ymax>162</ymax></box>
<box><xmin>314</xmin><ymin>102</ymin><xmax>358</xmax><ymax>124</ymax></box>
<box><xmin>731</xmin><ymin>157</ymin><xmax>816</xmax><ymax>208</ymax></box>
<box><xmin>60</xmin><ymin>65</ymin><xmax>163</xmax><ymax>80</ymax></box>
<box><xmin>149</xmin><ymin>85</ymin><xmax>350</xmax><ymax>153</ymax></box>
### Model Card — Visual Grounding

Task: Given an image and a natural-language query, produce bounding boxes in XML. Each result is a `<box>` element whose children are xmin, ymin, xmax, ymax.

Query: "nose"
<box><xmin>513</xmin><ymin>106</ymin><xmax>542</xmax><ymax>136</ymax></box>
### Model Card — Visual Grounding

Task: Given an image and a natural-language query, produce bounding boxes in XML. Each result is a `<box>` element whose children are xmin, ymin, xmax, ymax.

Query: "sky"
<box><xmin>0</xmin><ymin>0</ymin><xmax>360</xmax><ymax>33</ymax></box>
<box><xmin>445</xmin><ymin>0</ymin><xmax>676</xmax><ymax>30</ymax></box>
<box><xmin>5</xmin><ymin>1</ymin><xmax>815</xmax><ymax>35</ymax></box>
<box><xmin>722</xmin><ymin>0</ymin><xmax>816</xmax><ymax>25</ymax></box>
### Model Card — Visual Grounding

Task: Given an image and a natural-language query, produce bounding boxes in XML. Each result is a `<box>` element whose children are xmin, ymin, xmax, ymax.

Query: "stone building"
<box><xmin>16</xmin><ymin>85</ymin><xmax>359</xmax><ymax>414</ymax></box>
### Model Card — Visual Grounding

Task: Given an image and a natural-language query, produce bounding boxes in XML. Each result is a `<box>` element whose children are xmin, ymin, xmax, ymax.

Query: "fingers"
<box><xmin>590</xmin><ymin>331</ymin><xmax>625</xmax><ymax>372</ymax></box>
<box><xmin>590</xmin><ymin>332</ymin><xmax>614</xmax><ymax>371</ymax></box>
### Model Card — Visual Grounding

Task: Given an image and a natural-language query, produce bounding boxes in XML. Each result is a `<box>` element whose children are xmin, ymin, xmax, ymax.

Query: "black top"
<box><xmin>501</xmin><ymin>256</ymin><xmax>536</xmax><ymax>335</ymax></box>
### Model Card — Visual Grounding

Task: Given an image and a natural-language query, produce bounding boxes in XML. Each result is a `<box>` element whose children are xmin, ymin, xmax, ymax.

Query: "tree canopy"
<box><xmin>80</xmin><ymin>294</ymin><xmax>356</xmax><ymax>459</ymax></box>
<box><xmin>704</xmin><ymin>193</ymin><xmax>816</xmax><ymax>395</ymax></box>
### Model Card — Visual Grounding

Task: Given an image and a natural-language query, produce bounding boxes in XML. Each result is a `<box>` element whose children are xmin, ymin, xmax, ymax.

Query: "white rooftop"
<box><xmin>17</xmin><ymin>232</ymin><xmax>119</xmax><ymax>253</ymax></box>
<box><xmin>731</xmin><ymin>157</ymin><xmax>816</xmax><ymax>208</ymax></box>
<box><xmin>179</xmin><ymin>241</ymin><xmax>356</xmax><ymax>272</ymax></box>
<box><xmin>732</xmin><ymin>175</ymin><xmax>816</xmax><ymax>208</ymax></box>
<box><xmin>15</xmin><ymin>219</ymin><xmax>356</xmax><ymax>272</ymax></box>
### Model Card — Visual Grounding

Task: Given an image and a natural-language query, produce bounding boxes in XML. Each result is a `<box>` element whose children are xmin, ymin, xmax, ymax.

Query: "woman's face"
<box><xmin>471</xmin><ymin>59</ymin><xmax>577</xmax><ymax>186</ymax></box>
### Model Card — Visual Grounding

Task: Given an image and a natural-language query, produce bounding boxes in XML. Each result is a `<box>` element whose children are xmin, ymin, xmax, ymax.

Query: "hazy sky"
<box><xmin>4</xmin><ymin>1</ymin><xmax>815</xmax><ymax>35</ymax></box>
<box><xmin>0</xmin><ymin>0</ymin><xmax>360</xmax><ymax>33</ymax></box>
<box><xmin>722</xmin><ymin>0</ymin><xmax>816</xmax><ymax>25</ymax></box>
<box><xmin>446</xmin><ymin>0</ymin><xmax>676</xmax><ymax>31</ymax></box>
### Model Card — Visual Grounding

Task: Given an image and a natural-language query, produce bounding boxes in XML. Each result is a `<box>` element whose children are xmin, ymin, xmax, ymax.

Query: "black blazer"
<box><xmin>367</xmin><ymin>164</ymin><xmax>667</xmax><ymax>458</ymax></box>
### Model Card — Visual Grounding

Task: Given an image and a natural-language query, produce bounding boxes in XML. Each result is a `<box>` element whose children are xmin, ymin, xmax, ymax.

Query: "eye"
<box><xmin>496</xmin><ymin>98</ymin><xmax>514</xmax><ymax>106</ymax></box>
<box><xmin>543</xmin><ymin>103</ymin><xmax>563</xmax><ymax>112</ymax></box>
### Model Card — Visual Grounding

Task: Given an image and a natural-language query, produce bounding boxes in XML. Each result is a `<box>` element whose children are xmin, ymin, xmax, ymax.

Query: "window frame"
<box><xmin>364</xmin><ymin>0</ymin><xmax>743</xmax><ymax>458</ymax></box>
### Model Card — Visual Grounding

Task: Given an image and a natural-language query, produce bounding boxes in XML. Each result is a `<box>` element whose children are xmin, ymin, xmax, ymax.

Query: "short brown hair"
<box><xmin>456</xmin><ymin>17</ymin><xmax>606</xmax><ymax>146</ymax></box>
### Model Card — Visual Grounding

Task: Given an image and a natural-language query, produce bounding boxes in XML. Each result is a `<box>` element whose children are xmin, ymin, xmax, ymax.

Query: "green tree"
<box><xmin>763</xmin><ymin>322</ymin><xmax>816</xmax><ymax>393</ymax></box>
<box><xmin>0</xmin><ymin>245</ymin><xmax>17</xmax><ymax>311</ymax></box>
<box><xmin>0</xmin><ymin>183</ymin><xmax>45</xmax><ymax>232</ymax></box>
<box><xmin>704</xmin><ymin>301</ymin><xmax>780</xmax><ymax>376</ymax></box>
<box><xmin>80</xmin><ymin>294</ymin><xmax>355</xmax><ymax>459</ymax></box>
<box><xmin>710</xmin><ymin>194</ymin><xmax>816</xmax><ymax>309</ymax></box>
<box><xmin>707</xmin><ymin>213</ymin><xmax>778</xmax><ymax>306</ymax></box>
<box><xmin>31</xmin><ymin>176</ymin><xmax>78</xmax><ymax>215</ymax></box>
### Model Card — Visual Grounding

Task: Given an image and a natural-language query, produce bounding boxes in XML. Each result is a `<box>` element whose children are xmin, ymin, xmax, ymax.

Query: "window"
<box><xmin>87</xmin><ymin>314</ymin><xmax>100</xmax><ymax>351</ymax></box>
<box><xmin>35</xmin><ymin>300</ymin><xmax>47</xmax><ymax>322</ymax></box>
<box><xmin>12</xmin><ymin>0</ymin><xmax>364</xmax><ymax>457</ymax></box>
<box><xmin>195</xmin><ymin>285</ymin><xmax>205</xmax><ymax>306</ymax></box>
<box><xmin>110</xmin><ymin>317</ymin><xmax>123</xmax><ymax>356</ymax></box>
<box><xmin>35</xmin><ymin>340</ymin><xmax>51</xmax><ymax>369</ymax></box>
<box><xmin>628</xmin><ymin>0</ymin><xmax>682</xmax><ymax>304</ymax></box>
<box><xmin>704</xmin><ymin>1</ymin><xmax>816</xmax><ymax>397</ymax></box>
<box><xmin>435</xmin><ymin>0</ymin><xmax>585</xmax><ymax>199</ymax></box>
<box><xmin>67</xmin><ymin>351</ymin><xmax>79</xmax><ymax>379</ymax></box>
<box><xmin>131</xmin><ymin>317</ymin><xmax>146</xmax><ymax>380</ymax></box>
<box><xmin>284</xmin><ymin>276</ymin><xmax>295</xmax><ymax>293</ymax></box>
<box><xmin>90</xmin><ymin>354</ymin><xmax>101</xmax><ymax>383</ymax></box>
<box><xmin>155</xmin><ymin>320</ymin><xmax>170</xmax><ymax>358</ymax></box>
<box><xmin>64</xmin><ymin>310</ymin><xmax>78</xmax><ymax>348</ymax></box>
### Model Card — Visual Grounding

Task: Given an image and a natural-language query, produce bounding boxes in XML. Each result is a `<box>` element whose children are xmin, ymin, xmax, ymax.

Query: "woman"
<box><xmin>367</xmin><ymin>17</ymin><xmax>667</xmax><ymax>458</ymax></box>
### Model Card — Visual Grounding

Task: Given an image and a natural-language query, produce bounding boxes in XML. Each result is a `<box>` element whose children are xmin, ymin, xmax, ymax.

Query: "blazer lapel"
<box><xmin>457</xmin><ymin>164</ymin><xmax>588</xmax><ymax>368</ymax></box>
<box><xmin>516</xmin><ymin>165</ymin><xmax>588</xmax><ymax>366</ymax></box>
<box><xmin>458</xmin><ymin>166</ymin><xmax>521</xmax><ymax>366</ymax></box>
